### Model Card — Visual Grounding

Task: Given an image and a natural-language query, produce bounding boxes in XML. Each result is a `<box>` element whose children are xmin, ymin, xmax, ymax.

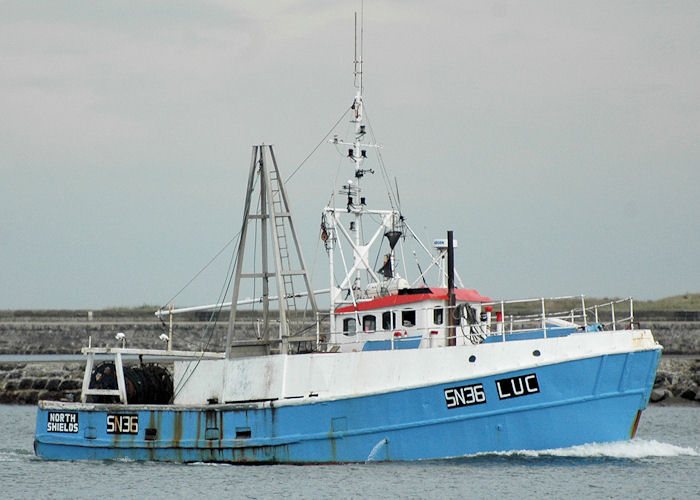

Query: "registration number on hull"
<box><xmin>495</xmin><ymin>374</ymin><xmax>540</xmax><ymax>400</ymax></box>
<box><xmin>443</xmin><ymin>373</ymin><xmax>541</xmax><ymax>409</ymax></box>
<box><xmin>444</xmin><ymin>383</ymin><xmax>486</xmax><ymax>409</ymax></box>
<box><xmin>107</xmin><ymin>414</ymin><xmax>139</xmax><ymax>434</ymax></box>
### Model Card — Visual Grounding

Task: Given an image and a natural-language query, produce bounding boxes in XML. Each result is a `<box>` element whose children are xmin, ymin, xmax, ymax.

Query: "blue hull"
<box><xmin>34</xmin><ymin>349</ymin><xmax>661</xmax><ymax>463</ymax></box>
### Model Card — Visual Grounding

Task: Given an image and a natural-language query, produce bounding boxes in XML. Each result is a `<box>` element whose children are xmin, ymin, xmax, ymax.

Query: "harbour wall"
<box><xmin>1</xmin><ymin>362</ymin><xmax>86</xmax><ymax>404</ymax></box>
<box><xmin>0</xmin><ymin>319</ymin><xmax>698</xmax><ymax>405</ymax></box>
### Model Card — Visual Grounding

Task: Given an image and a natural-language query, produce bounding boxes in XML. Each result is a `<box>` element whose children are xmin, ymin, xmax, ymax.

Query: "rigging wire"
<box><xmin>171</xmin><ymin>230</ymin><xmax>239</xmax><ymax>400</ymax></box>
<box><xmin>158</xmin><ymin>232</ymin><xmax>240</xmax><ymax>312</ymax></box>
<box><xmin>163</xmin><ymin>169</ymin><xmax>261</xmax><ymax>317</ymax></box>
<box><xmin>299</xmin><ymin>225</ymin><xmax>324</xmax><ymax>326</ymax></box>
<box><xmin>363</xmin><ymin>105</ymin><xmax>398</xmax><ymax>211</ymax></box>
<box><xmin>164</xmin><ymin>100</ymin><xmax>406</xmax><ymax>386</ymax></box>
<box><xmin>159</xmin><ymin>84</ymin><xmax>417</xmax><ymax>397</ymax></box>
<box><xmin>332</xmin><ymin>117</ymin><xmax>355</xmax><ymax>192</ymax></box>
<box><xmin>171</xmin><ymin>172</ymin><xmax>262</xmax><ymax>400</ymax></box>
<box><xmin>284</xmin><ymin>107</ymin><xmax>352</xmax><ymax>184</ymax></box>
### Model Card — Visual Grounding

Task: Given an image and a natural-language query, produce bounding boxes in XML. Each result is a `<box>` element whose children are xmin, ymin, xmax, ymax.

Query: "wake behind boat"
<box><xmin>34</xmin><ymin>14</ymin><xmax>661</xmax><ymax>463</ymax></box>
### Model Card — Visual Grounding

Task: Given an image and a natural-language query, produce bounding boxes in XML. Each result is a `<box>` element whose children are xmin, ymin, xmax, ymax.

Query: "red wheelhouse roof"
<box><xmin>334</xmin><ymin>287</ymin><xmax>491</xmax><ymax>313</ymax></box>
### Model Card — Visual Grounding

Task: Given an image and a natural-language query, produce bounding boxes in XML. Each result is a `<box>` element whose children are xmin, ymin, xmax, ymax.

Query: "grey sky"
<box><xmin>1</xmin><ymin>1</ymin><xmax>698</xmax><ymax>309</ymax></box>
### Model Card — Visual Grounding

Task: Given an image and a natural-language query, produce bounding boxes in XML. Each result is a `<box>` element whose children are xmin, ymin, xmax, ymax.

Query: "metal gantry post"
<box><xmin>612</xmin><ymin>304</ymin><xmax>617</xmax><ymax>331</ymax></box>
<box><xmin>225</xmin><ymin>147</ymin><xmax>259</xmax><ymax>359</ymax></box>
<box><xmin>80</xmin><ymin>352</ymin><xmax>95</xmax><ymax>403</ymax></box>
<box><xmin>114</xmin><ymin>352</ymin><xmax>127</xmax><ymax>403</ymax></box>
<box><xmin>168</xmin><ymin>305</ymin><xmax>173</xmax><ymax>352</ymax></box>
<box><xmin>500</xmin><ymin>300</ymin><xmax>506</xmax><ymax>341</ymax></box>
<box><xmin>630</xmin><ymin>297</ymin><xmax>635</xmax><ymax>327</ymax></box>
<box><xmin>541</xmin><ymin>298</ymin><xmax>547</xmax><ymax>338</ymax></box>
<box><xmin>260</xmin><ymin>150</ymin><xmax>271</xmax><ymax>344</ymax></box>
<box><xmin>447</xmin><ymin>231</ymin><xmax>456</xmax><ymax>346</ymax></box>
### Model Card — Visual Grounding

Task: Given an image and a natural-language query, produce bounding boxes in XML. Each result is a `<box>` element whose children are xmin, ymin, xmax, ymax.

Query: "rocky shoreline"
<box><xmin>652</xmin><ymin>356</ymin><xmax>700</xmax><ymax>405</ymax></box>
<box><xmin>0</xmin><ymin>317</ymin><xmax>698</xmax><ymax>406</ymax></box>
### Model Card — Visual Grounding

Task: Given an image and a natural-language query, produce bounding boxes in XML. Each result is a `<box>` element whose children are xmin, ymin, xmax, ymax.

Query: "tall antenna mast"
<box><xmin>353</xmin><ymin>9</ymin><xmax>363</xmax><ymax>93</ymax></box>
<box><xmin>326</xmin><ymin>6</ymin><xmax>380</xmax><ymax>307</ymax></box>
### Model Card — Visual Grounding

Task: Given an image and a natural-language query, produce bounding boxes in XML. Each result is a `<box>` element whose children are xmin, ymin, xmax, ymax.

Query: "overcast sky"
<box><xmin>1</xmin><ymin>1</ymin><xmax>698</xmax><ymax>309</ymax></box>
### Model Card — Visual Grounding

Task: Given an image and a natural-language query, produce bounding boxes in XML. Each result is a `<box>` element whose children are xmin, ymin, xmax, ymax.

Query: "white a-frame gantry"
<box><xmin>225</xmin><ymin>145</ymin><xmax>319</xmax><ymax>357</ymax></box>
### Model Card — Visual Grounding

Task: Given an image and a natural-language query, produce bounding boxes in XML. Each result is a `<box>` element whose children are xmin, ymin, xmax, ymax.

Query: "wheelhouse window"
<box><xmin>342</xmin><ymin>317</ymin><xmax>356</xmax><ymax>335</ymax></box>
<box><xmin>382</xmin><ymin>311</ymin><xmax>395</xmax><ymax>331</ymax></box>
<box><xmin>433</xmin><ymin>307</ymin><xmax>444</xmax><ymax>325</ymax></box>
<box><xmin>402</xmin><ymin>309</ymin><xmax>416</xmax><ymax>327</ymax></box>
<box><xmin>362</xmin><ymin>315</ymin><xmax>376</xmax><ymax>332</ymax></box>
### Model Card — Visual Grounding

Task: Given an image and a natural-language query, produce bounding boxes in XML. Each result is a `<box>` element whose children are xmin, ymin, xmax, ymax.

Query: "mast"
<box><xmin>324</xmin><ymin>8</ymin><xmax>412</xmax><ymax>339</ymax></box>
<box><xmin>328</xmin><ymin>9</ymin><xmax>377</xmax><ymax>316</ymax></box>
<box><xmin>351</xmin><ymin>9</ymin><xmax>365</xmax><ymax>297</ymax></box>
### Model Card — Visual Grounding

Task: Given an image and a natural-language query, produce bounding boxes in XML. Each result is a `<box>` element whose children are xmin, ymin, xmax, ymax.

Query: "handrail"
<box><xmin>153</xmin><ymin>294</ymin><xmax>638</xmax><ymax>354</ymax></box>
<box><xmin>318</xmin><ymin>296</ymin><xmax>638</xmax><ymax>351</ymax></box>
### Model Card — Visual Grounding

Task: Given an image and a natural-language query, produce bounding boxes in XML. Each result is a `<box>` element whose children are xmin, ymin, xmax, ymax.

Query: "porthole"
<box><xmin>468</xmin><ymin>355</ymin><xmax>476</xmax><ymax>363</ymax></box>
<box><xmin>532</xmin><ymin>350</ymin><xmax>541</xmax><ymax>357</ymax></box>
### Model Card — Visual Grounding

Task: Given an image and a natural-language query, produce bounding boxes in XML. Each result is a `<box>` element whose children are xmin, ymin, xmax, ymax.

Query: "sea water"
<box><xmin>0</xmin><ymin>405</ymin><xmax>697</xmax><ymax>499</ymax></box>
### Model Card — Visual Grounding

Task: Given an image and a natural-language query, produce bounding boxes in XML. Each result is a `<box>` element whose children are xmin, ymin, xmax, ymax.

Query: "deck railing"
<box><xmin>308</xmin><ymin>295</ymin><xmax>638</xmax><ymax>352</ymax></box>
<box><xmin>482</xmin><ymin>295</ymin><xmax>636</xmax><ymax>337</ymax></box>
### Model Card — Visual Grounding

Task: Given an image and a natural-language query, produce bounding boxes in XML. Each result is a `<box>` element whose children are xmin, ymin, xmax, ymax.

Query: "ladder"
<box><xmin>268</xmin><ymin>151</ymin><xmax>297</xmax><ymax>313</ymax></box>
<box><xmin>225</xmin><ymin>145</ymin><xmax>319</xmax><ymax>357</ymax></box>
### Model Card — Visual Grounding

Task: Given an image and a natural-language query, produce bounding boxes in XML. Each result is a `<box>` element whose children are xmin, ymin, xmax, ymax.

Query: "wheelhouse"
<box><xmin>331</xmin><ymin>287</ymin><xmax>492</xmax><ymax>351</ymax></box>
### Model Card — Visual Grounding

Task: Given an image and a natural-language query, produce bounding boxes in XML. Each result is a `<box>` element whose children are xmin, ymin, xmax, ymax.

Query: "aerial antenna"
<box><xmin>354</xmin><ymin>4</ymin><xmax>364</xmax><ymax>92</ymax></box>
<box><xmin>360</xmin><ymin>1</ymin><xmax>364</xmax><ymax>93</ymax></box>
<box><xmin>353</xmin><ymin>12</ymin><xmax>357</xmax><ymax>87</ymax></box>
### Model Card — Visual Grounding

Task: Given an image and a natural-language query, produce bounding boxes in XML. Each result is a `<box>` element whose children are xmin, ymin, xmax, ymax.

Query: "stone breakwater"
<box><xmin>646</xmin><ymin>321</ymin><xmax>700</xmax><ymax>354</ymax></box>
<box><xmin>0</xmin><ymin>317</ymin><xmax>291</xmax><ymax>404</ymax></box>
<box><xmin>0</xmin><ymin>321</ymin><xmax>234</xmax><ymax>355</ymax></box>
<box><xmin>0</xmin><ymin>362</ymin><xmax>84</xmax><ymax>404</ymax></box>
<box><xmin>0</xmin><ymin>319</ymin><xmax>698</xmax><ymax>405</ymax></box>
<box><xmin>652</xmin><ymin>356</ymin><xmax>700</xmax><ymax>405</ymax></box>
<box><xmin>0</xmin><ymin>361</ymin><xmax>177</xmax><ymax>405</ymax></box>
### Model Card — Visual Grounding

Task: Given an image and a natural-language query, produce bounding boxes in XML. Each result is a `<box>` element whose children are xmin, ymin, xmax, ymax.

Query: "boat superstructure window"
<box><xmin>343</xmin><ymin>317</ymin><xmax>356</xmax><ymax>335</ymax></box>
<box><xmin>402</xmin><ymin>310</ymin><xmax>416</xmax><ymax>327</ymax></box>
<box><xmin>433</xmin><ymin>307</ymin><xmax>444</xmax><ymax>325</ymax></box>
<box><xmin>363</xmin><ymin>315</ymin><xmax>376</xmax><ymax>332</ymax></box>
<box><xmin>382</xmin><ymin>311</ymin><xmax>395</xmax><ymax>331</ymax></box>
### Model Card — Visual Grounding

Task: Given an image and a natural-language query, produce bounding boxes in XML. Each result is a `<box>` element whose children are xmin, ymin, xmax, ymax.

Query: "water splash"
<box><xmin>0</xmin><ymin>448</ymin><xmax>34</xmax><ymax>462</ymax></box>
<box><xmin>481</xmin><ymin>439</ymin><xmax>698</xmax><ymax>459</ymax></box>
<box><xmin>188</xmin><ymin>462</ymin><xmax>231</xmax><ymax>467</ymax></box>
<box><xmin>366</xmin><ymin>438</ymin><xmax>388</xmax><ymax>462</ymax></box>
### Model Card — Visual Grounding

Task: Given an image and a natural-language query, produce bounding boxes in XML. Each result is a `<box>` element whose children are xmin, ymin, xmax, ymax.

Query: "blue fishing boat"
<box><xmin>34</xmin><ymin>15</ymin><xmax>661</xmax><ymax>463</ymax></box>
